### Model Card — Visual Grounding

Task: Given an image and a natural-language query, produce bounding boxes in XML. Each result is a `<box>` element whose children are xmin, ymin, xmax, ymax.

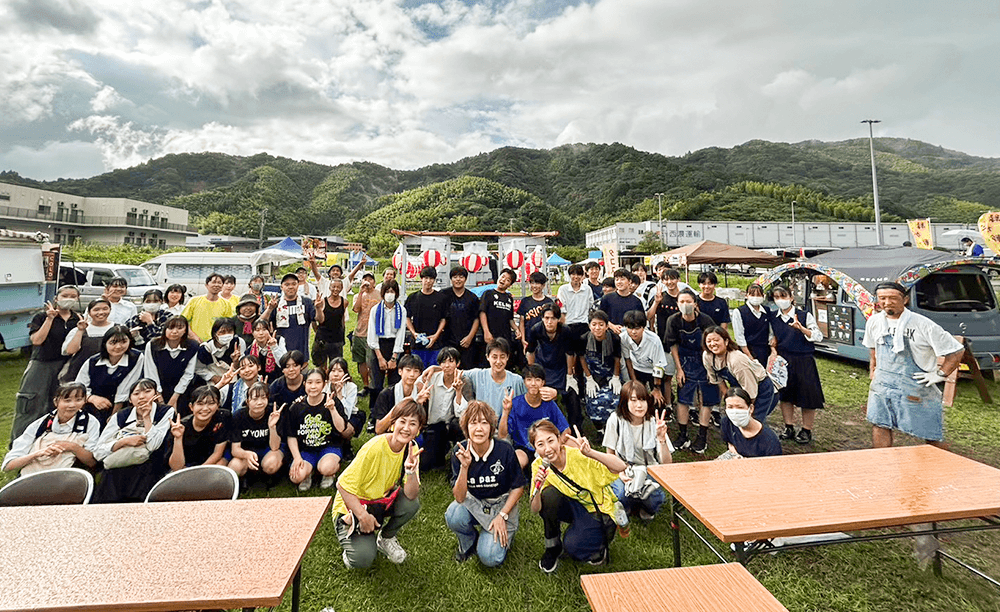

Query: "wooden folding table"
<box><xmin>0</xmin><ymin>496</ymin><xmax>332</xmax><ymax>612</ymax></box>
<box><xmin>649</xmin><ymin>445</ymin><xmax>1000</xmax><ymax>586</ymax></box>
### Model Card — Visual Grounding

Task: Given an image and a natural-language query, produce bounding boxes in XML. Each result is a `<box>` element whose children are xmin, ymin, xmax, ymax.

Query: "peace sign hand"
<box><xmin>655</xmin><ymin>409</ymin><xmax>669</xmax><ymax>443</ymax></box>
<box><xmin>502</xmin><ymin>387</ymin><xmax>514</xmax><ymax>413</ymax></box>
<box><xmin>170</xmin><ymin>412</ymin><xmax>185</xmax><ymax>439</ymax></box>
<box><xmin>45</xmin><ymin>301</ymin><xmax>59</xmax><ymax>319</ymax></box>
<box><xmin>455</xmin><ymin>440</ymin><xmax>472</xmax><ymax>469</ymax></box>
<box><xmin>404</xmin><ymin>440</ymin><xmax>424</xmax><ymax>473</ymax></box>
<box><xmin>452</xmin><ymin>370</ymin><xmax>465</xmax><ymax>394</ymax></box>
<box><xmin>268</xmin><ymin>403</ymin><xmax>286</xmax><ymax>429</ymax></box>
<box><xmin>570</xmin><ymin>425</ymin><xmax>592</xmax><ymax>456</ymax></box>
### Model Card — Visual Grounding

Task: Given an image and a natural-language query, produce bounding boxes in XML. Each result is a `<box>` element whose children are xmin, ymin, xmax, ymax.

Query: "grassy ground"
<box><xmin>3</xmin><ymin>299</ymin><xmax>1000</xmax><ymax>611</ymax></box>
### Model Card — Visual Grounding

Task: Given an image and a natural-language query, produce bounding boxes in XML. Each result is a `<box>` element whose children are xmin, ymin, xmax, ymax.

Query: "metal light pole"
<box><xmin>654</xmin><ymin>192</ymin><xmax>664</xmax><ymax>247</ymax></box>
<box><xmin>791</xmin><ymin>200</ymin><xmax>796</xmax><ymax>250</ymax></box>
<box><xmin>258</xmin><ymin>206</ymin><xmax>267</xmax><ymax>249</ymax></box>
<box><xmin>862</xmin><ymin>119</ymin><xmax>883</xmax><ymax>245</ymax></box>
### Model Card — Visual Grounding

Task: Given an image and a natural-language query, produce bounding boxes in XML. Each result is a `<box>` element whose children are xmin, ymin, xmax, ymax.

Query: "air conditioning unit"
<box><xmin>130</xmin><ymin>207</ymin><xmax>137</xmax><ymax>212</ymax></box>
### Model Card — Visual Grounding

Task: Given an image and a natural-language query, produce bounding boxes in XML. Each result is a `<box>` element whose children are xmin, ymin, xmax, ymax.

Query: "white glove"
<box><xmin>566</xmin><ymin>376</ymin><xmax>579</xmax><ymax>395</ymax></box>
<box><xmin>913</xmin><ymin>370</ymin><xmax>947</xmax><ymax>387</ymax></box>
<box><xmin>610</xmin><ymin>376</ymin><xmax>622</xmax><ymax>395</ymax></box>
<box><xmin>585</xmin><ymin>375</ymin><xmax>599</xmax><ymax>398</ymax></box>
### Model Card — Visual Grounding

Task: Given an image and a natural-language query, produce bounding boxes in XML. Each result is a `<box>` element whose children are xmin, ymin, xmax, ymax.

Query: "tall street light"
<box><xmin>654</xmin><ymin>192</ymin><xmax>664</xmax><ymax>246</ymax></box>
<box><xmin>861</xmin><ymin>119</ymin><xmax>883</xmax><ymax>246</ymax></box>
<box><xmin>791</xmin><ymin>200</ymin><xmax>797</xmax><ymax>251</ymax></box>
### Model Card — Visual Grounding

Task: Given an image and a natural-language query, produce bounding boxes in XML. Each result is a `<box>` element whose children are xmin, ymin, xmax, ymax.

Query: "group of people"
<box><xmin>4</xmin><ymin>253</ymin><xmax>965</xmax><ymax>572</ymax></box>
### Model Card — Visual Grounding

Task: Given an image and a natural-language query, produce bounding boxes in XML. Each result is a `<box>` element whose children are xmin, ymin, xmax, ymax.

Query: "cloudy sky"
<box><xmin>2</xmin><ymin>0</ymin><xmax>998</xmax><ymax>180</ymax></box>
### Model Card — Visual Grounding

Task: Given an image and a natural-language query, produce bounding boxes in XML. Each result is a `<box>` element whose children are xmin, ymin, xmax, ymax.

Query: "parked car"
<box><xmin>59</xmin><ymin>262</ymin><xmax>162</xmax><ymax>304</ymax></box>
<box><xmin>756</xmin><ymin>246</ymin><xmax>1000</xmax><ymax>371</ymax></box>
<box><xmin>141</xmin><ymin>251</ymin><xmax>299</xmax><ymax>296</ymax></box>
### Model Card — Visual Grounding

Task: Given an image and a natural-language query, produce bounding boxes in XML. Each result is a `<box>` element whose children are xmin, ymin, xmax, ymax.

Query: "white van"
<box><xmin>59</xmin><ymin>262</ymin><xmax>162</xmax><ymax>303</ymax></box>
<box><xmin>142</xmin><ymin>251</ymin><xmax>300</xmax><ymax>296</ymax></box>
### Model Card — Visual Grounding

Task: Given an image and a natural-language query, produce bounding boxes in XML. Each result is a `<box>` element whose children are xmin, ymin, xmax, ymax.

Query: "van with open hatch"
<box><xmin>58</xmin><ymin>262</ymin><xmax>162</xmax><ymax>304</ymax></box>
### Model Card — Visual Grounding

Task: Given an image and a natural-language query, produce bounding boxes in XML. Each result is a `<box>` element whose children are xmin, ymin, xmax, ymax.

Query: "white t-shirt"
<box><xmin>862</xmin><ymin>310</ymin><xmax>963</xmax><ymax>373</ymax></box>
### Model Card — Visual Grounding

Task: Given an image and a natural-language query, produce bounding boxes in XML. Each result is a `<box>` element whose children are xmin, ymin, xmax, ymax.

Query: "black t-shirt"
<box><xmin>28</xmin><ymin>312</ymin><xmax>80</xmax><ymax>362</ymax></box>
<box><xmin>588</xmin><ymin>281</ymin><xmax>603</xmax><ymax>301</ymax></box>
<box><xmin>663</xmin><ymin>313</ymin><xmax>717</xmax><ymax>351</ymax></box>
<box><xmin>720</xmin><ymin>417</ymin><xmax>782</xmax><ymax>458</ymax></box>
<box><xmin>479</xmin><ymin>289</ymin><xmax>514</xmax><ymax>340</ymax></box>
<box><xmin>697</xmin><ymin>295</ymin><xmax>731</xmax><ymax>326</ymax></box>
<box><xmin>655</xmin><ymin>291</ymin><xmax>680</xmax><ymax>343</ymax></box>
<box><xmin>406</xmin><ymin>290</ymin><xmax>446</xmax><ymax>336</ymax></box>
<box><xmin>526</xmin><ymin>323</ymin><xmax>575</xmax><ymax>389</ymax></box>
<box><xmin>284</xmin><ymin>393</ymin><xmax>347</xmax><ymax>451</ymax></box>
<box><xmin>230</xmin><ymin>406</ymin><xmax>276</xmax><ymax>455</ymax></box>
<box><xmin>269</xmin><ymin>376</ymin><xmax>306</xmax><ymax>409</ymax></box>
<box><xmin>181</xmin><ymin>409</ymin><xmax>232</xmax><ymax>466</ymax></box>
<box><xmin>598</xmin><ymin>293</ymin><xmax>645</xmax><ymax>326</ymax></box>
<box><xmin>450</xmin><ymin>439</ymin><xmax>527</xmax><ymax>500</ymax></box>
<box><xmin>441</xmin><ymin>289</ymin><xmax>480</xmax><ymax>347</ymax></box>
<box><xmin>315</xmin><ymin>296</ymin><xmax>346</xmax><ymax>343</ymax></box>
<box><xmin>516</xmin><ymin>296</ymin><xmax>553</xmax><ymax>334</ymax></box>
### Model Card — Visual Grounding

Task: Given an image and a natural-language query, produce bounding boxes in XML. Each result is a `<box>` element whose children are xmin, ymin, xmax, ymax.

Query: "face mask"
<box><xmin>57</xmin><ymin>299</ymin><xmax>78</xmax><ymax>310</ymax></box>
<box><xmin>251</xmin><ymin>283</ymin><xmax>263</xmax><ymax>291</ymax></box>
<box><xmin>679</xmin><ymin>303</ymin><xmax>695</xmax><ymax>316</ymax></box>
<box><xmin>775</xmin><ymin>299</ymin><xmax>792</xmax><ymax>311</ymax></box>
<box><xmin>217</xmin><ymin>334</ymin><xmax>235</xmax><ymax>345</ymax></box>
<box><xmin>142</xmin><ymin>303</ymin><xmax>161</xmax><ymax>312</ymax></box>
<box><xmin>384</xmin><ymin>293</ymin><xmax>396</xmax><ymax>304</ymax></box>
<box><xmin>726</xmin><ymin>407</ymin><xmax>751</xmax><ymax>428</ymax></box>
<box><xmin>747</xmin><ymin>296</ymin><xmax>764</xmax><ymax>307</ymax></box>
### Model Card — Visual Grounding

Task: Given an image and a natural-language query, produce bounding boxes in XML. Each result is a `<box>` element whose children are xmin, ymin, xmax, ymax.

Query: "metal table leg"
<box><xmin>291</xmin><ymin>567</ymin><xmax>302</xmax><ymax>612</ymax></box>
<box><xmin>670</xmin><ymin>496</ymin><xmax>681</xmax><ymax>567</ymax></box>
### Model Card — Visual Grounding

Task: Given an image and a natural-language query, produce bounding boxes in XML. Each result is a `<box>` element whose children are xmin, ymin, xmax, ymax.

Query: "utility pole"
<box><xmin>258</xmin><ymin>206</ymin><xmax>267</xmax><ymax>249</ymax></box>
<box><xmin>791</xmin><ymin>200</ymin><xmax>797</xmax><ymax>251</ymax></box>
<box><xmin>654</xmin><ymin>192</ymin><xmax>664</xmax><ymax>247</ymax></box>
<box><xmin>861</xmin><ymin>119</ymin><xmax>883</xmax><ymax>245</ymax></box>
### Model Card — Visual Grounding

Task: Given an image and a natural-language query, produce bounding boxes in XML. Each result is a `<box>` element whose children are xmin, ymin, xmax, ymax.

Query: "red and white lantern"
<box><xmin>391</xmin><ymin>250</ymin><xmax>404</xmax><ymax>270</ymax></box>
<box><xmin>461</xmin><ymin>253</ymin><xmax>487</xmax><ymax>273</ymax></box>
<box><xmin>529</xmin><ymin>248</ymin><xmax>544</xmax><ymax>268</ymax></box>
<box><xmin>505</xmin><ymin>249</ymin><xmax>524</xmax><ymax>269</ymax></box>
<box><xmin>421</xmin><ymin>249</ymin><xmax>446</xmax><ymax>269</ymax></box>
<box><xmin>405</xmin><ymin>262</ymin><xmax>419</xmax><ymax>279</ymax></box>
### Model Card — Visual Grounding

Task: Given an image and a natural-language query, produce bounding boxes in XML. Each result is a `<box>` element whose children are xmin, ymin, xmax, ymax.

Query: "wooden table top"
<box><xmin>0</xmin><ymin>496</ymin><xmax>332</xmax><ymax>612</ymax></box>
<box><xmin>648</xmin><ymin>445</ymin><xmax>1000</xmax><ymax>543</ymax></box>
<box><xmin>581</xmin><ymin>563</ymin><xmax>789</xmax><ymax>612</ymax></box>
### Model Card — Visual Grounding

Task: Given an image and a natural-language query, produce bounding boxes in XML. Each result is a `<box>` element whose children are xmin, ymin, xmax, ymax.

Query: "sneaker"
<box><xmin>455</xmin><ymin>543</ymin><xmax>475</xmax><ymax>563</ymax></box>
<box><xmin>710</xmin><ymin>411</ymin><xmax>722</xmax><ymax>428</ymax></box>
<box><xmin>320</xmin><ymin>476</ymin><xmax>335</xmax><ymax>489</ymax></box>
<box><xmin>688</xmin><ymin>407</ymin><xmax>698</xmax><ymax>422</ymax></box>
<box><xmin>663</xmin><ymin>406</ymin><xmax>674</xmax><ymax>423</ymax></box>
<box><xmin>778</xmin><ymin>426</ymin><xmax>797</xmax><ymax>441</ymax></box>
<box><xmin>358</xmin><ymin>387</ymin><xmax>370</xmax><ymax>398</ymax></box>
<box><xmin>586</xmin><ymin>547</ymin><xmax>610</xmax><ymax>566</ymax></box>
<box><xmin>297</xmin><ymin>479</ymin><xmax>312</xmax><ymax>492</ymax></box>
<box><xmin>365</xmin><ymin>421</ymin><xmax>376</xmax><ymax>434</ymax></box>
<box><xmin>671</xmin><ymin>433</ymin><xmax>690</xmax><ymax>450</ymax></box>
<box><xmin>639</xmin><ymin>509</ymin><xmax>655</xmax><ymax>523</ymax></box>
<box><xmin>376</xmin><ymin>534</ymin><xmax>407</xmax><ymax>564</ymax></box>
<box><xmin>539</xmin><ymin>544</ymin><xmax>562</xmax><ymax>573</ymax></box>
<box><xmin>691</xmin><ymin>435</ymin><xmax>707</xmax><ymax>455</ymax></box>
<box><xmin>342</xmin><ymin>550</ymin><xmax>353</xmax><ymax>569</ymax></box>
<box><xmin>795</xmin><ymin>429</ymin><xmax>812</xmax><ymax>445</ymax></box>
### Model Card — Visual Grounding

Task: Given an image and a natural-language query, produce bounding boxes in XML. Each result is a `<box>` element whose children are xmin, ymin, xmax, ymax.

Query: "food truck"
<box><xmin>0</xmin><ymin>230</ymin><xmax>59</xmax><ymax>352</ymax></box>
<box><xmin>756</xmin><ymin>246</ymin><xmax>1000</xmax><ymax>371</ymax></box>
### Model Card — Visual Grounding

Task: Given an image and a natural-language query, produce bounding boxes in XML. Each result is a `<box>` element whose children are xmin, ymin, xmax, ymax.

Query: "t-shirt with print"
<box><xmin>450</xmin><ymin>439</ymin><xmax>527</xmax><ymax>500</ymax></box>
<box><xmin>230</xmin><ymin>406</ymin><xmax>276</xmax><ymax>456</ymax></box>
<box><xmin>441</xmin><ymin>289</ymin><xmax>480</xmax><ymax>347</ymax></box>
<box><xmin>479</xmin><ymin>289</ymin><xmax>515</xmax><ymax>340</ymax></box>
<box><xmin>284</xmin><ymin>393</ymin><xmax>346</xmax><ymax>452</ymax></box>
<box><xmin>180</xmin><ymin>409</ymin><xmax>232</xmax><ymax>466</ymax></box>
<box><xmin>331</xmin><ymin>434</ymin><xmax>409</xmax><ymax>515</ymax></box>
<box><xmin>516</xmin><ymin>296</ymin><xmax>554</xmax><ymax>337</ymax></box>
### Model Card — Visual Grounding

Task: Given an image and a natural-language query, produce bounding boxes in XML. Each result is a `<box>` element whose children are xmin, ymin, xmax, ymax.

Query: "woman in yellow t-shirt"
<box><xmin>529</xmin><ymin>420</ymin><xmax>627</xmax><ymax>573</ymax></box>
<box><xmin>331</xmin><ymin>399</ymin><xmax>426</xmax><ymax>568</ymax></box>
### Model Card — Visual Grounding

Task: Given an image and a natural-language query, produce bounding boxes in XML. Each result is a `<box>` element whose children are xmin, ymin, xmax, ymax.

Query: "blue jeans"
<box><xmin>610</xmin><ymin>478</ymin><xmax>666</xmax><ymax>516</ymax></box>
<box><xmin>445</xmin><ymin>501</ymin><xmax>510</xmax><ymax>567</ymax></box>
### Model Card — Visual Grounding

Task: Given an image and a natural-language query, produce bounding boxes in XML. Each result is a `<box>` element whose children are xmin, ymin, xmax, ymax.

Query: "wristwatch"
<box><xmin>498</xmin><ymin>510</ymin><xmax>509</xmax><ymax>521</ymax></box>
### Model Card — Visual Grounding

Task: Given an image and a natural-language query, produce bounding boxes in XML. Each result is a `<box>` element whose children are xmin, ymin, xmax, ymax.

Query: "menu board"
<box><xmin>825</xmin><ymin>304</ymin><xmax>854</xmax><ymax>344</ymax></box>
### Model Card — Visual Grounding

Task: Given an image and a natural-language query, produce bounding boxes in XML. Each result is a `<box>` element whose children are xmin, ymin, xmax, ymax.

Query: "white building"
<box><xmin>0</xmin><ymin>182</ymin><xmax>196</xmax><ymax>247</ymax></box>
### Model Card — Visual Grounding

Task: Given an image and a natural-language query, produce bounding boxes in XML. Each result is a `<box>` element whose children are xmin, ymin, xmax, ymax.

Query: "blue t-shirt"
<box><xmin>697</xmin><ymin>295</ymin><xmax>731</xmax><ymax>326</ymax></box>
<box><xmin>450</xmin><ymin>439</ymin><xmax>527</xmax><ymax>500</ymax></box>
<box><xmin>507</xmin><ymin>394</ymin><xmax>568</xmax><ymax>450</ymax></box>
<box><xmin>598</xmin><ymin>292</ymin><xmax>645</xmax><ymax>326</ymax></box>
<box><xmin>720</xmin><ymin>417</ymin><xmax>782</xmax><ymax>458</ymax></box>
<box><xmin>465</xmin><ymin>369</ymin><xmax>527</xmax><ymax>419</ymax></box>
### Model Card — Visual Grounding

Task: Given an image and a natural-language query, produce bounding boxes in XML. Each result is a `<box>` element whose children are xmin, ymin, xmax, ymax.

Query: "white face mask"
<box><xmin>679</xmin><ymin>303</ymin><xmax>695</xmax><ymax>316</ymax></box>
<box><xmin>142</xmin><ymin>303</ymin><xmax>161</xmax><ymax>312</ymax></box>
<box><xmin>747</xmin><ymin>296</ymin><xmax>765</xmax><ymax>307</ymax></box>
<box><xmin>726</xmin><ymin>407</ymin><xmax>751</xmax><ymax>428</ymax></box>
<box><xmin>384</xmin><ymin>293</ymin><xmax>396</xmax><ymax>304</ymax></box>
<box><xmin>57</xmin><ymin>298</ymin><xmax>78</xmax><ymax>310</ymax></box>
<box><xmin>775</xmin><ymin>298</ymin><xmax>792</xmax><ymax>311</ymax></box>
<box><xmin>217</xmin><ymin>334</ymin><xmax>235</xmax><ymax>345</ymax></box>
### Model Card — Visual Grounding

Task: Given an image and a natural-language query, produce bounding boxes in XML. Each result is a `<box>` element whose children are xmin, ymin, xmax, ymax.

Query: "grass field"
<box><xmin>3</xmin><ymin>299</ymin><xmax>1000</xmax><ymax>611</ymax></box>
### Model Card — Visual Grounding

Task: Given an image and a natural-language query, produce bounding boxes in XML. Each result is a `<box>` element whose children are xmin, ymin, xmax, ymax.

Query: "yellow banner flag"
<box><xmin>978</xmin><ymin>212</ymin><xmax>1000</xmax><ymax>254</ymax></box>
<box><xmin>907</xmin><ymin>218</ymin><xmax>933</xmax><ymax>249</ymax></box>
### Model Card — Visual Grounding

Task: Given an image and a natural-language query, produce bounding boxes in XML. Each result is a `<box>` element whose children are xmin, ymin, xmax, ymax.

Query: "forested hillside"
<box><xmin>2</xmin><ymin>137</ymin><xmax>998</xmax><ymax>254</ymax></box>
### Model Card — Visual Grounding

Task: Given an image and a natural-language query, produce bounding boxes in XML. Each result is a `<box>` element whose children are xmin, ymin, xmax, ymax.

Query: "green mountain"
<box><xmin>2</xmin><ymin>137</ymin><xmax>998</xmax><ymax>254</ymax></box>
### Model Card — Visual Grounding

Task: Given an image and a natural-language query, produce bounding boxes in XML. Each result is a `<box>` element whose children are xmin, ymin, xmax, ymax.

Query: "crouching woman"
<box><xmin>332</xmin><ymin>399</ymin><xmax>425</xmax><ymax>568</ymax></box>
<box><xmin>446</xmin><ymin>400</ymin><xmax>526</xmax><ymax>567</ymax></box>
<box><xmin>529</xmin><ymin>420</ymin><xmax>627</xmax><ymax>573</ymax></box>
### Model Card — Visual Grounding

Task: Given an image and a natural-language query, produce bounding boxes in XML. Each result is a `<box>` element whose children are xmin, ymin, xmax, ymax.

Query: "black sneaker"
<box><xmin>663</xmin><ymin>407</ymin><xmax>674</xmax><ymax>423</ymax></box>
<box><xmin>455</xmin><ymin>543</ymin><xmax>475</xmax><ymax>563</ymax></box>
<box><xmin>539</xmin><ymin>544</ymin><xmax>562</xmax><ymax>573</ymax></box>
<box><xmin>586</xmin><ymin>547</ymin><xmax>610</xmax><ymax>566</ymax></box>
<box><xmin>710</xmin><ymin>412</ymin><xmax>722</xmax><ymax>428</ymax></box>
<box><xmin>358</xmin><ymin>387</ymin><xmax>370</xmax><ymax>399</ymax></box>
<box><xmin>778</xmin><ymin>426</ymin><xmax>797</xmax><ymax>441</ymax></box>
<box><xmin>688</xmin><ymin>408</ymin><xmax>698</xmax><ymax>422</ymax></box>
<box><xmin>671</xmin><ymin>433</ymin><xmax>690</xmax><ymax>451</ymax></box>
<box><xmin>365</xmin><ymin>421</ymin><xmax>376</xmax><ymax>434</ymax></box>
<box><xmin>795</xmin><ymin>429</ymin><xmax>812</xmax><ymax>445</ymax></box>
<box><xmin>691</xmin><ymin>435</ymin><xmax>707</xmax><ymax>455</ymax></box>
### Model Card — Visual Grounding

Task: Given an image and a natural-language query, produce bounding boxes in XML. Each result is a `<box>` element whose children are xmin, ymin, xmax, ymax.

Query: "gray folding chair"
<box><xmin>145</xmin><ymin>465</ymin><xmax>240</xmax><ymax>503</ymax></box>
<box><xmin>0</xmin><ymin>467</ymin><xmax>94</xmax><ymax>506</ymax></box>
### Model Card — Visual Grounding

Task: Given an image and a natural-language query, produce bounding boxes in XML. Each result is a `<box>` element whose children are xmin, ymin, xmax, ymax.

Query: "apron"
<box><xmin>867</xmin><ymin>333</ymin><xmax>944</xmax><ymax>441</ymax></box>
<box><xmin>677</xmin><ymin>325</ymin><xmax>708</xmax><ymax>382</ymax></box>
<box><xmin>583</xmin><ymin>348</ymin><xmax>619</xmax><ymax>423</ymax></box>
<box><xmin>459</xmin><ymin>492</ymin><xmax>520</xmax><ymax>536</ymax></box>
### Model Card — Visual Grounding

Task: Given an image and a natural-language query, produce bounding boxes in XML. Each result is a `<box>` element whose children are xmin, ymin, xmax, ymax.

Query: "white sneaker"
<box><xmin>297</xmin><ymin>479</ymin><xmax>312</xmax><ymax>492</ymax></box>
<box><xmin>342</xmin><ymin>550</ymin><xmax>352</xmax><ymax>569</ymax></box>
<box><xmin>320</xmin><ymin>476</ymin><xmax>335</xmax><ymax>489</ymax></box>
<box><xmin>376</xmin><ymin>534</ymin><xmax>407</xmax><ymax>564</ymax></box>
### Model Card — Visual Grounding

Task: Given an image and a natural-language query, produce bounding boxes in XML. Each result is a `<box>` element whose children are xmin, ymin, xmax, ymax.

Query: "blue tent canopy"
<box><xmin>264</xmin><ymin>237</ymin><xmax>302</xmax><ymax>254</ymax></box>
<box><xmin>588</xmin><ymin>250</ymin><xmax>603</xmax><ymax>259</ymax></box>
<box><xmin>546</xmin><ymin>253</ymin><xmax>571</xmax><ymax>266</ymax></box>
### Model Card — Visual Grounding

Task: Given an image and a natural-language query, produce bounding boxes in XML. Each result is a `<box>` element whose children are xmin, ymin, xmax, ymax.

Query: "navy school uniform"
<box><xmin>145</xmin><ymin>339</ymin><xmax>199</xmax><ymax>416</ymax></box>
<box><xmin>771</xmin><ymin>308</ymin><xmax>825</xmax><ymax>410</ymax></box>
<box><xmin>736</xmin><ymin>304</ymin><xmax>772</xmax><ymax>365</ymax></box>
<box><xmin>79</xmin><ymin>349</ymin><xmax>144</xmax><ymax>429</ymax></box>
